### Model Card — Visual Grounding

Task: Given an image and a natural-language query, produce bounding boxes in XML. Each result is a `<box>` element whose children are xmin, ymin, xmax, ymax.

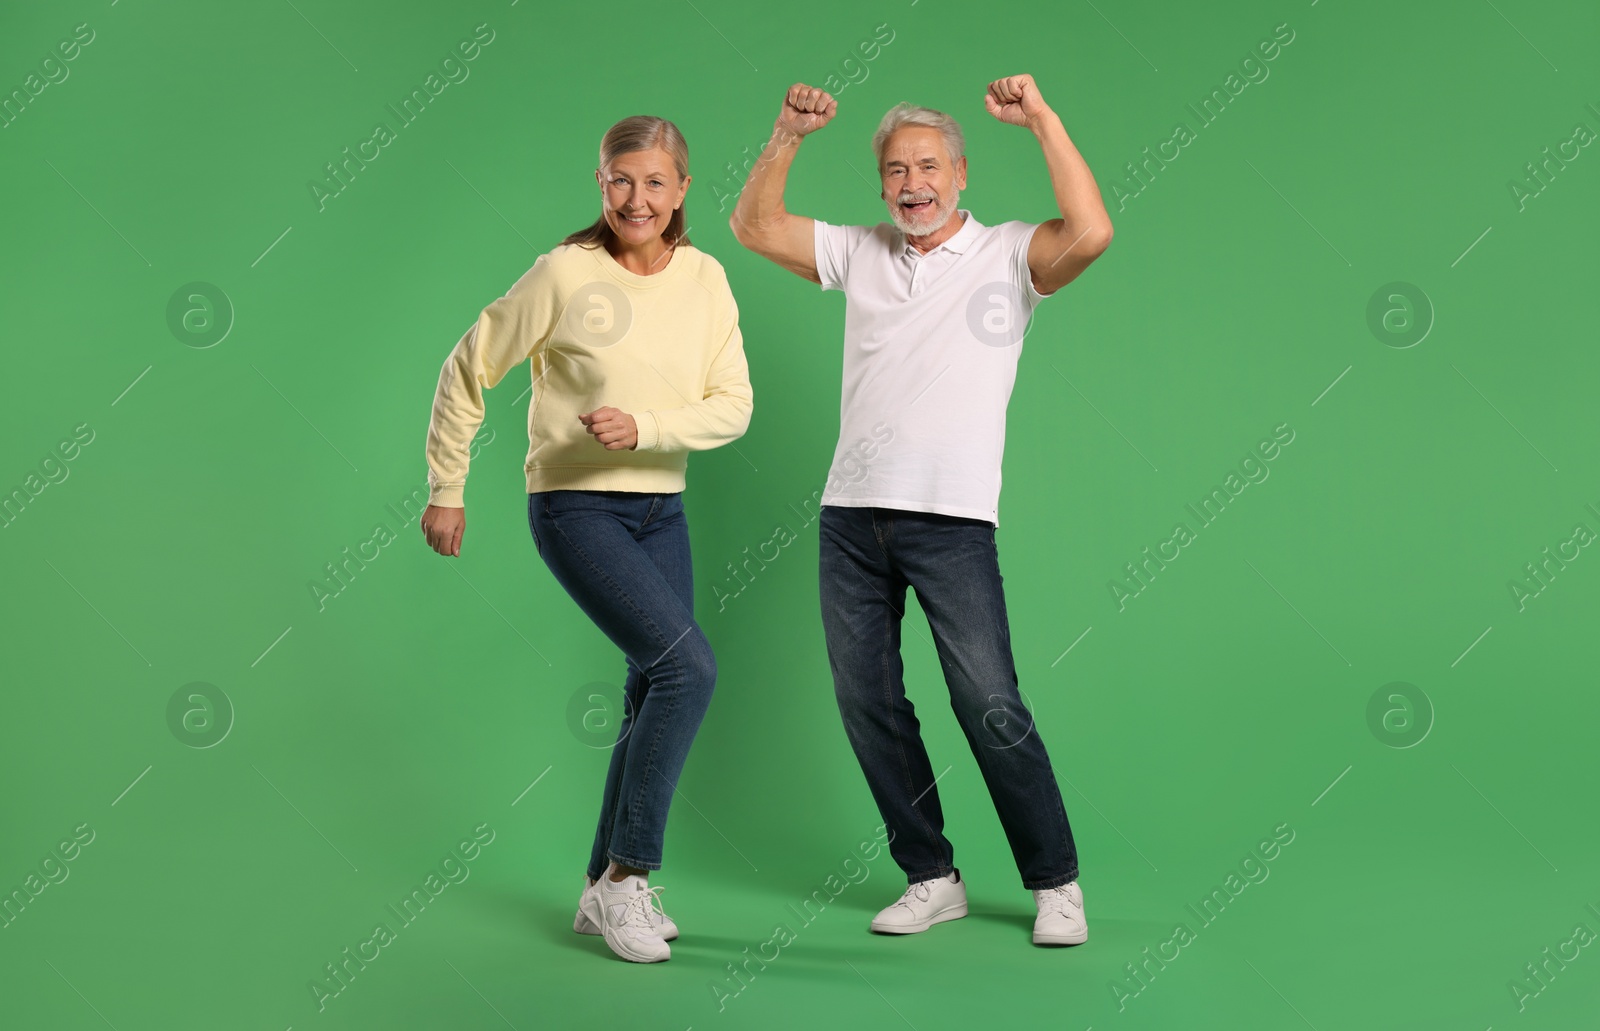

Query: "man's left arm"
<box><xmin>985</xmin><ymin>74</ymin><xmax>1114</xmax><ymax>296</ymax></box>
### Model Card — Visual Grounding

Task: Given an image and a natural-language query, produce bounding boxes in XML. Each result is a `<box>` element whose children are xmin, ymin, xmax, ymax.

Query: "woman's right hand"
<box><xmin>422</xmin><ymin>505</ymin><xmax>465</xmax><ymax>557</ymax></box>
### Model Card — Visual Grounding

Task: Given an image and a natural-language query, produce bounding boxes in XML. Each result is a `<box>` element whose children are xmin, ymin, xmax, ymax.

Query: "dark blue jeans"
<box><xmin>818</xmin><ymin>505</ymin><xmax>1079</xmax><ymax>890</ymax></box>
<box><xmin>527</xmin><ymin>490</ymin><xmax>716</xmax><ymax>879</ymax></box>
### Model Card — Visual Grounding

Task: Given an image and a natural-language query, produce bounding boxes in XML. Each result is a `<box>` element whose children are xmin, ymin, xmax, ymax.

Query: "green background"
<box><xmin>3</xmin><ymin>0</ymin><xmax>1597</xmax><ymax>1028</ymax></box>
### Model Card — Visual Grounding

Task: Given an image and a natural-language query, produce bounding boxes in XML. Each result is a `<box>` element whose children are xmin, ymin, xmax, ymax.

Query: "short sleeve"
<box><xmin>814</xmin><ymin>219</ymin><xmax>871</xmax><ymax>293</ymax></box>
<box><xmin>1014</xmin><ymin>222</ymin><xmax>1053</xmax><ymax>305</ymax></box>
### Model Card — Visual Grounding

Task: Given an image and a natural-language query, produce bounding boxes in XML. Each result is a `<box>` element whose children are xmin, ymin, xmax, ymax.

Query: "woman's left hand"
<box><xmin>579</xmin><ymin>407</ymin><xmax>639</xmax><ymax>451</ymax></box>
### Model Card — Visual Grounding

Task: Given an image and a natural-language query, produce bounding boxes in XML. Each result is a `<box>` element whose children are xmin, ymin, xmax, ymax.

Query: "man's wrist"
<box><xmin>773</xmin><ymin>121</ymin><xmax>811</xmax><ymax>146</ymax></box>
<box><xmin>1027</xmin><ymin>107</ymin><xmax>1064</xmax><ymax>138</ymax></box>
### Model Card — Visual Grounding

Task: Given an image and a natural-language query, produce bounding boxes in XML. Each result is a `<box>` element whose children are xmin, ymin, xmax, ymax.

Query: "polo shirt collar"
<box><xmin>900</xmin><ymin>208</ymin><xmax>981</xmax><ymax>256</ymax></box>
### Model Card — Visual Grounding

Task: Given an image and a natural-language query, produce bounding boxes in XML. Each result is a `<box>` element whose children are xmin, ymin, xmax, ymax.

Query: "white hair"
<box><xmin>871</xmin><ymin>102</ymin><xmax>965</xmax><ymax>171</ymax></box>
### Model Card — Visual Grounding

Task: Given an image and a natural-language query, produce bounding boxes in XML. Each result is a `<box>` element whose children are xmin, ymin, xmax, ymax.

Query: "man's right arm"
<box><xmin>728</xmin><ymin>83</ymin><xmax>837</xmax><ymax>285</ymax></box>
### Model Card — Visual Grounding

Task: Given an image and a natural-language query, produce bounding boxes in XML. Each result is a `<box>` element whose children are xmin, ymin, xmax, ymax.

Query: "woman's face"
<box><xmin>597</xmin><ymin>147</ymin><xmax>689</xmax><ymax>246</ymax></box>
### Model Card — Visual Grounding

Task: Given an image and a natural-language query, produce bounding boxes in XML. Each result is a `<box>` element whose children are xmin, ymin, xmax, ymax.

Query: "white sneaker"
<box><xmin>575</xmin><ymin>876</ymin><xmax>679</xmax><ymax>941</ymax></box>
<box><xmin>580</xmin><ymin>871</ymin><xmax>671</xmax><ymax>962</ymax></box>
<box><xmin>1032</xmin><ymin>880</ymin><xmax>1087</xmax><ymax>945</ymax></box>
<box><xmin>869</xmin><ymin>870</ymin><xmax>968</xmax><ymax>934</ymax></box>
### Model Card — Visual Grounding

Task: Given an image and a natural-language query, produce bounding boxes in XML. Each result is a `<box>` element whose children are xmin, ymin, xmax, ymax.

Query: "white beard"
<box><xmin>890</xmin><ymin>190</ymin><xmax>959</xmax><ymax>238</ymax></box>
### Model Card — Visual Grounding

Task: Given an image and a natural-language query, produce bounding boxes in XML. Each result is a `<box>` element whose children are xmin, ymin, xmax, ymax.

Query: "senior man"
<box><xmin>729</xmin><ymin>76</ymin><xmax>1113</xmax><ymax>946</ymax></box>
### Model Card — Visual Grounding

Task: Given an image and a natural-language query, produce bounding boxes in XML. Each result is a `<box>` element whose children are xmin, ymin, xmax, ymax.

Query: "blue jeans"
<box><xmin>818</xmin><ymin>505</ymin><xmax>1079</xmax><ymax>890</ymax></box>
<box><xmin>527</xmin><ymin>490</ymin><xmax>716</xmax><ymax>879</ymax></box>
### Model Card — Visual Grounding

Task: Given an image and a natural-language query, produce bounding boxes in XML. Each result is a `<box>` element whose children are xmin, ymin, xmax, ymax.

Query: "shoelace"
<box><xmin>1037</xmin><ymin>884</ymin><xmax>1080</xmax><ymax>915</ymax></box>
<box><xmin>616</xmin><ymin>885</ymin><xmax>669</xmax><ymax>931</ymax></box>
<box><xmin>645</xmin><ymin>885</ymin><xmax>669</xmax><ymax>922</ymax></box>
<box><xmin>890</xmin><ymin>880</ymin><xmax>934</xmax><ymax>913</ymax></box>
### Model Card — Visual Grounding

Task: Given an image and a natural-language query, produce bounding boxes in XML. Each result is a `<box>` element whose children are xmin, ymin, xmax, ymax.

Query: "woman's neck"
<box><xmin>607</xmin><ymin>236</ymin><xmax>675</xmax><ymax>277</ymax></box>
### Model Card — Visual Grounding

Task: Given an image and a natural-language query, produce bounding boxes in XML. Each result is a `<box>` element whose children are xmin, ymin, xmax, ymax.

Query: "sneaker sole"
<box><xmin>603</xmin><ymin>927</ymin><xmax>670</xmax><ymax>962</ymax></box>
<box><xmin>869</xmin><ymin>901</ymin><xmax>968</xmax><ymax>934</ymax></box>
<box><xmin>1032</xmin><ymin>928</ymin><xmax>1088</xmax><ymax>946</ymax></box>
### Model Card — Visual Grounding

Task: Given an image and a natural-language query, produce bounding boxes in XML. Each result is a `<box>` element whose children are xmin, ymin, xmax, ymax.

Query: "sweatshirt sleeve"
<box><xmin>633</xmin><ymin>272</ymin><xmax>753</xmax><ymax>454</ymax></box>
<box><xmin>425</xmin><ymin>256</ymin><xmax>561</xmax><ymax>507</ymax></box>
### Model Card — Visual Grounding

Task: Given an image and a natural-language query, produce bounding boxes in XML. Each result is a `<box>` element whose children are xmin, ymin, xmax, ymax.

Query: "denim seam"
<box><xmin>1039</xmin><ymin>778</ymin><xmax>1077</xmax><ymax>886</ymax></box>
<box><xmin>961</xmin><ymin>534</ymin><xmax>1077</xmax><ymax>888</ymax></box>
<box><xmin>906</xmin><ymin>864</ymin><xmax>956</xmax><ymax>885</ymax></box>
<box><xmin>874</xmin><ymin>569</ymin><xmax>947</xmax><ymax>874</ymax></box>
<box><xmin>1023</xmin><ymin>870</ymin><xmax>1078</xmax><ymax>891</ymax></box>
<box><xmin>590</xmin><ymin>672</ymin><xmax>646</xmax><ymax>878</ymax></box>
<box><xmin>985</xmin><ymin>537</ymin><xmax>1078</xmax><ymax>886</ymax></box>
<box><xmin>834</xmin><ymin>510</ymin><xmax>949</xmax><ymax>874</ymax></box>
<box><xmin>605</xmin><ymin>848</ymin><xmax>663</xmax><ymax>873</ymax></box>
<box><xmin>622</xmin><ymin>684</ymin><xmax>682</xmax><ymax>863</ymax></box>
<box><xmin>614</xmin><ymin>665</ymin><xmax>673</xmax><ymax>865</ymax></box>
<box><xmin>541</xmin><ymin>493</ymin><xmax>683</xmax><ymax>867</ymax></box>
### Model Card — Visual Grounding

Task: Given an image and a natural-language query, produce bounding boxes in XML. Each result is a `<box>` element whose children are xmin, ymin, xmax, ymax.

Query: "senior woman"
<box><xmin>421</xmin><ymin>115</ymin><xmax>752</xmax><ymax>963</ymax></box>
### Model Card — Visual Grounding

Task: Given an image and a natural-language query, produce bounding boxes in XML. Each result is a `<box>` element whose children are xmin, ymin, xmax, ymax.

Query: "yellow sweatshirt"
<box><xmin>425</xmin><ymin>241</ymin><xmax>753</xmax><ymax>507</ymax></box>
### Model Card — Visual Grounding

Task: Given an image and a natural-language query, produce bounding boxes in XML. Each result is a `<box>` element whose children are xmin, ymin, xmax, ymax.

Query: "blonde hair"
<box><xmin>561</xmin><ymin>115</ymin><xmax>693</xmax><ymax>250</ymax></box>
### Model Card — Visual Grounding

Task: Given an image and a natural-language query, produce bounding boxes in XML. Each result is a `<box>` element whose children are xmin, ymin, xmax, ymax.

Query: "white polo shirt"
<box><xmin>814</xmin><ymin>209</ymin><xmax>1051</xmax><ymax>527</ymax></box>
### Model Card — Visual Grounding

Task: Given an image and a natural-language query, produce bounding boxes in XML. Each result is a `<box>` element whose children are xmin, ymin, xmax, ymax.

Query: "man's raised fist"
<box><xmin>778</xmin><ymin>83</ymin><xmax>837</xmax><ymax>138</ymax></box>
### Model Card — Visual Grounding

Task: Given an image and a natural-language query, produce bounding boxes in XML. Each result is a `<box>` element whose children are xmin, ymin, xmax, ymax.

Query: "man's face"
<box><xmin>879</xmin><ymin>126</ymin><xmax>966</xmax><ymax>237</ymax></box>
<box><xmin>596</xmin><ymin>146</ymin><xmax>689</xmax><ymax>246</ymax></box>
